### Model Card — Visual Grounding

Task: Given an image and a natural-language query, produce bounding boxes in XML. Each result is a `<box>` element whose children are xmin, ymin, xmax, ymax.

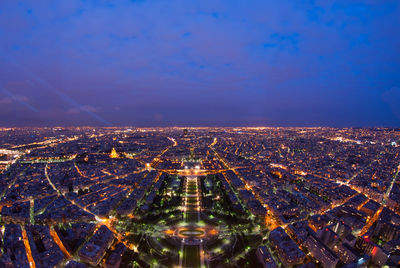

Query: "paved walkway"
<box><xmin>179</xmin><ymin>175</ymin><xmax>205</xmax><ymax>268</ymax></box>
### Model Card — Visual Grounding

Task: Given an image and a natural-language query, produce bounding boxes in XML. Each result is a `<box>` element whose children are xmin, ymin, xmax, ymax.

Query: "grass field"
<box><xmin>183</xmin><ymin>245</ymin><xmax>200</xmax><ymax>267</ymax></box>
<box><xmin>186</xmin><ymin>212</ymin><xmax>198</xmax><ymax>222</ymax></box>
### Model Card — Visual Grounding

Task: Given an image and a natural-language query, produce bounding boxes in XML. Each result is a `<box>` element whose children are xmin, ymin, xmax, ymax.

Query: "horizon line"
<box><xmin>1</xmin><ymin>125</ymin><xmax>399</xmax><ymax>129</ymax></box>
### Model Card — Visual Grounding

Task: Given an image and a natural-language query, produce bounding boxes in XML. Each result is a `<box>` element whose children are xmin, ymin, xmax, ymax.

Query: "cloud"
<box><xmin>0</xmin><ymin>94</ymin><xmax>29</xmax><ymax>104</ymax></box>
<box><xmin>382</xmin><ymin>87</ymin><xmax>400</xmax><ymax>119</ymax></box>
<box><xmin>0</xmin><ymin>0</ymin><xmax>399</xmax><ymax>126</ymax></box>
<box><xmin>0</xmin><ymin>88</ymin><xmax>38</xmax><ymax>112</ymax></box>
<box><xmin>66</xmin><ymin>105</ymin><xmax>98</xmax><ymax>115</ymax></box>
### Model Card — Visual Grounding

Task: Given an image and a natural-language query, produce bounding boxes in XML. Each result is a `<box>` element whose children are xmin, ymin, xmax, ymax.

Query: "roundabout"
<box><xmin>179</xmin><ymin>228</ymin><xmax>205</xmax><ymax>238</ymax></box>
<box><xmin>164</xmin><ymin>225</ymin><xmax>219</xmax><ymax>240</ymax></box>
<box><xmin>113</xmin><ymin>172</ymin><xmax>264</xmax><ymax>267</ymax></box>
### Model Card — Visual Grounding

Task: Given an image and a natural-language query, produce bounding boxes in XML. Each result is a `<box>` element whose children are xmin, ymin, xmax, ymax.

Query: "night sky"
<box><xmin>0</xmin><ymin>1</ymin><xmax>399</xmax><ymax>127</ymax></box>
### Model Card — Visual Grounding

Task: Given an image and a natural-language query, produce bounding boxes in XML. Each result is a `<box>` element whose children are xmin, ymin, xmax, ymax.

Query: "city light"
<box><xmin>0</xmin><ymin>127</ymin><xmax>398</xmax><ymax>267</ymax></box>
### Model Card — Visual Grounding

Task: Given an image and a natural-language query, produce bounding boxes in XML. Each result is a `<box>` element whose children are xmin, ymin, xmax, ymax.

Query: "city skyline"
<box><xmin>0</xmin><ymin>127</ymin><xmax>399</xmax><ymax>267</ymax></box>
<box><xmin>1</xmin><ymin>2</ymin><xmax>400</xmax><ymax>266</ymax></box>
<box><xmin>1</xmin><ymin>1</ymin><xmax>400</xmax><ymax>127</ymax></box>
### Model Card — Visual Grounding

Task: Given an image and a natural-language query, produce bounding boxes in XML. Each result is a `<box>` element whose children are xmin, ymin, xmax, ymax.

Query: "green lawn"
<box><xmin>186</xmin><ymin>212</ymin><xmax>198</xmax><ymax>222</ymax></box>
<box><xmin>183</xmin><ymin>245</ymin><xmax>200</xmax><ymax>267</ymax></box>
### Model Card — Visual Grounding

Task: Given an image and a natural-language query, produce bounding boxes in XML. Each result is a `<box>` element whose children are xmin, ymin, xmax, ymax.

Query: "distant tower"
<box><xmin>190</xmin><ymin>147</ymin><xmax>195</xmax><ymax>159</ymax></box>
<box><xmin>183</xmin><ymin>128</ymin><xmax>188</xmax><ymax>136</ymax></box>
<box><xmin>110</xmin><ymin>147</ymin><xmax>119</xmax><ymax>158</ymax></box>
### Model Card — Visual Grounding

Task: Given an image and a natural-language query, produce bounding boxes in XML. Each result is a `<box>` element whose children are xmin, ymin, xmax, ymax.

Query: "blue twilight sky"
<box><xmin>0</xmin><ymin>0</ymin><xmax>399</xmax><ymax>127</ymax></box>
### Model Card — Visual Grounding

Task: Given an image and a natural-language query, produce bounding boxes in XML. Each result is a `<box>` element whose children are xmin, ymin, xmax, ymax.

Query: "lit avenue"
<box><xmin>0</xmin><ymin>127</ymin><xmax>399</xmax><ymax>267</ymax></box>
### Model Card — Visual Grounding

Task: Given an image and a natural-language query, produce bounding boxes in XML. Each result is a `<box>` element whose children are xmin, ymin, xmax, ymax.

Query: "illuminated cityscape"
<box><xmin>1</xmin><ymin>0</ymin><xmax>400</xmax><ymax>267</ymax></box>
<box><xmin>0</xmin><ymin>127</ymin><xmax>399</xmax><ymax>267</ymax></box>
